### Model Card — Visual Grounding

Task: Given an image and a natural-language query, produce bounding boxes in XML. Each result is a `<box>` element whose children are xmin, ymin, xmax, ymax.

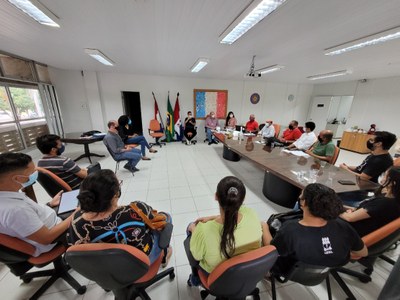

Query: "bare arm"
<box><xmin>305</xmin><ymin>149</ymin><xmax>332</xmax><ymax>162</ymax></box>
<box><xmin>75</xmin><ymin>168</ymin><xmax>88</xmax><ymax>179</ymax></box>
<box><xmin>340</xmin><ymin>208</ymin><xmax>370</xmax><ymax>222</ymax></box>
<box><xmin>261</xmin><ymin>222</ymin><xmax>273</xmax><ymax>246</ymax></box>
<box><xmin>339</xmin><ymin>163</ymin><xmax>372</xmax><ymax>180</ymax></box>
<box><xmin>351</xmin><ymin>244</ymin><xmax>368</xmax><ymax>258</ymax></box>
<box><xmin>27</xmin><ymin>215</ymin><xmax>73</xmax><ymax>245</ymax></box>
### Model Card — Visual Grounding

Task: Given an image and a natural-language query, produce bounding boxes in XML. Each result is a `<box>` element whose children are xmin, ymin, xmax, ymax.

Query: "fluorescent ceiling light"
<box><xmin>190</xmin><ymin>58</ymin><xmax>209</xmax><ymax>73</ymax></box>
<box><xmin>220</xmin><ymin>0</ymin><xmax>286</xmax><ymax>45</ymax></box>
<box><xmin>307</xmin><ymin>70</ymin><xmax>350</xmax><ymax>81</ymax></box>
<box><xmin>325</xmin><ymin>26</ymin><xmax>400</xmax><ymax>56</ymax></box>
<box><xmin>84</xmin><ymin>49</ymin><xmax>114</xmax><ymax>66</ymax></box>
<box><xmin>7</xmin><ymin>0</ymin><xmax>60</xmax><ymax>27</ymax></box>
<box><xmin>257</xmin><ymin>64</ymin><xmax>285</xmax><ymax>74</ymax></box>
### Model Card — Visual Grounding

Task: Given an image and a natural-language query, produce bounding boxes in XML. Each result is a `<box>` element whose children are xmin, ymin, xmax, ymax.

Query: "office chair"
<box><xmin>197</xmin><ymin>245</ymin><xmax>278</xmax><ymax>300</ymax></box>
<box><xmin>148</xmin><ymin>119</ymin><xmax>166</xmax><ymax>147</ymax></box>
<box><xmin>270</xmin><ymin>262</ymin><xmax>332</xmax><ymax>300</ymax></box>
<box><xmin>273</xmin><ymin>124</ymin><xmax>281</xmax><ymax>138</ymax></box>
<box><xmin>66</xmin><ymin>243</ymin><xmax>175</xmax><ymax>300</ymax></box>
<box><xmin>182</xmin><ymin>127</ymin><xmax>197</xmax><ymax>145</ymax></box>
<box><xmin>0</xmin><ymin>233</ymin><xmax>86</xmax><ymax>300</ymax></box>
<box><xmin>36</xmin><ymin>167</ymin><xmax>72</xmax><ymax>198</ymax></box>
<box><xmin>258</xmin><ymin>123</ymin><xmax>265</xmax><ymax>131</ymax></box>
<box><xmin>103</xmin><ymin>140</ymin><xmax>129</xmax><ymax>173</ymax></box>
<box><xmin>330</xmin><ymin>146</ymin><xmax>340</xmax><ymax>165</ymax></box>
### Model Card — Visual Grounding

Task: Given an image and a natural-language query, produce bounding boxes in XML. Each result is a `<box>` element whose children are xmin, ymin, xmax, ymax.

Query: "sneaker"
<box><xmin>187</xmin><ymin>274</ymin><xmax>201</xmax><ymax>287</ymax></box>
<box><xmin>123</xmin><ymin>164</ymin><xmax>132</xmax><ymax>171</ymax></box>
<box><xmin>132</xmin><ymin>166</ymin><xmax>140</xmax><ymax>172</ymax></box>
<box><xmin>212</xmin><ymin>139</ymin><xmax>218</xmax><ymax>144</ymax></box>
<box><xmin>208</xmin><ymin>141</ymin><xmax>212</xmax><ymax>145</ymax></box>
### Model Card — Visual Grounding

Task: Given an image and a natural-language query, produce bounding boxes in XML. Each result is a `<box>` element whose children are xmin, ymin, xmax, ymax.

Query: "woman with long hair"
<box><xmin>67</xmin><ymin>169</ymin><xmax>172</xmax><ymax>265</ymax></box>
<box><xmin>225</xmin><ymin>111</ymin><xmax>237</xmax><ymax>129</ymax></box>
<box><xmin>263</xmin><ymin>183</ymin><xmax>367</xmax><ymax>275</ymax></box>
<box><xmin>340</xmin><ymin>166</ymin><xmax>400</xmax><ymax>237</ymax></box>
<box><xmin>184</xmin><ymin>176</ymin><xmax>262</xmax><ymax>286</ymax></box>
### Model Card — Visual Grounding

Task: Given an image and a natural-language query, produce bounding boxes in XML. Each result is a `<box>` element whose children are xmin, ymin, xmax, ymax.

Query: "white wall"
<box><xmin>49</xmin><ymin>67</ymin><xmax>313</xmax><ymax>140</ymax></box>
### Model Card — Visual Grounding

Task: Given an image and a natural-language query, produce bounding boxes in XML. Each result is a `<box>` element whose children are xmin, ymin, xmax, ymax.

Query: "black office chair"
<box><xmin>36</xmin><ymin>167</ymin><xmax>72</xmax><ymax>197</ymax></box>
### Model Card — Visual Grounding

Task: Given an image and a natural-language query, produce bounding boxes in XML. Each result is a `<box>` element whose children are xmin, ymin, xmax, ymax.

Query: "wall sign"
<box><xmin>250</xmin><ymin>93</ymin><xmax>260</xmax><ymax>104</ymax></box>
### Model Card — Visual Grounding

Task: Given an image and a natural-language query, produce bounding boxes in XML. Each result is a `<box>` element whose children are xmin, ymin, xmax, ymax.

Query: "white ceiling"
<box><xmin>1</xmin><ymin>0</ymin><xmax>400</xmax><ymax>84</ymax></box>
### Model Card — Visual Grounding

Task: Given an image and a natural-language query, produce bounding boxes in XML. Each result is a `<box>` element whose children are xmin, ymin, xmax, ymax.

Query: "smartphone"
<box><xmin>338</xmin><ymin>180</ymin><xmax>356</xmax><ymax>185</ymax></box>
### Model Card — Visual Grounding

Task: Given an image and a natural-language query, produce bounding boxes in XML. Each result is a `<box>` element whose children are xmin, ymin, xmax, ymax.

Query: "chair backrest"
<box><xmin>149</xmin><ymin>119</ymin><xmax>161</xmax><ymax>132</ymax></box>
<box><xmin>330</xmin><ymin>146</ymin><xmax>340</xmax><ymax>165</ymax></box>
<box><xmin>279</xmin><ymin>261</ymin><xmax>331</xmax><ymax>286</ymax></box>
<box><xmin>273</xmin><ymin>124</ymin><xmax>281</xmax><ymax>138</ymax></box>
<box><xmin>200</xmin><ymin>246</ymin><xmax>278</xmax><ymax>298</ymax></box>
<box><xmin>259</xmin><ymin>123</ymin><xmax>265</xmax><ymax>131</ymax></box>
<box><xmin>65</xmin><ymin>243</ymin><xmax>150</xmax><ymax>291</ymax></box>
<box><xmin>103</xmin><ymin>139</ymin><xmax>119</xmax><ymax>161</ymax></box>
<box><xmin>36</xmin><ymin>167</ymin><xmax>72</xmax><ymax>197</ymax></box>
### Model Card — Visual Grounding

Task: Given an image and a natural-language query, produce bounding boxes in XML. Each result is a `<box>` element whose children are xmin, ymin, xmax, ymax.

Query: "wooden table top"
<box><xmin>61</xmin><ymin>134</ymin><xmax>104</xmax><ymax>144</ymax></box>
<box><xmin>214</xmin><ymin>132</ymin><xmax>378</xmax><ymax>193</ymax></box>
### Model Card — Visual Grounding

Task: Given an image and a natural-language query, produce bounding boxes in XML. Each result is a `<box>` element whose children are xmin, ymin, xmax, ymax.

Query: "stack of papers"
<box><xmin>282</xmin><ymin>149</ymin><xmax>310</xmax><ymax>158</ymax></box>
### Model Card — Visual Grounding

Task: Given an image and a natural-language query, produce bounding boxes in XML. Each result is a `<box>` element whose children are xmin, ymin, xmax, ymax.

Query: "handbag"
<box><xmin>130</xmin><ymin>202</ymin><xmax>167</xmax><ymax>231</ymax></box>
<box><xmin>267</xmin><ymin>210</ymin><xmax>303</xmax><ymax>237</ymax></box>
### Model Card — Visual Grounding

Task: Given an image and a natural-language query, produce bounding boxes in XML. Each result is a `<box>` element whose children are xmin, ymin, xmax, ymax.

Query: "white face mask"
<box><xmin>229</xmin><ymin>114</ymin><xmax>233</xmax><ymax>118</ymax></box>
<box><xmin>265</xmin><ymin>123</ymin><xmax>270</xmax><ymax>127</ymax></box>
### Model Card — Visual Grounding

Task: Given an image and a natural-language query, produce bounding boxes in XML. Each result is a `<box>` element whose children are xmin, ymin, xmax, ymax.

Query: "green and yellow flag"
<box><xmin>166</xmin><ymin>92</ymin><xmax>174</xmax><ymax>142</ymax></box>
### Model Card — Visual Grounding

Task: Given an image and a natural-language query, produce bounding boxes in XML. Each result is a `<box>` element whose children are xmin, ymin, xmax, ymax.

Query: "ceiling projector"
<box><xmin>245</xmin><ymin>55</ymin><xmax>261</xmax><ymax>78</ymax></box>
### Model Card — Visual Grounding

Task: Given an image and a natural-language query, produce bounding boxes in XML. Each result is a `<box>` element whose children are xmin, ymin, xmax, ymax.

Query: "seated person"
<box><xmin>340</xmin><ymin>166</ymin><xmax>400</xmax><ymax>237</ymax></box>
<box><xmin>184</xmin><ymin>176</ymin><xmax>262</xmax><ymax>286</ymax></box>
<box><xmin>103</xmin><ymin>120</ymin><xmax>141</xmax><ymax>174</ymax></box>
<box><xmin>262</xmin><ymin>183</ymin><xmax>367</xmax><ymax>275</ymax></box>
<box><xmin>205</xmin><ymin>111</ymin><xmax>219</xmax><ymax>145</ymax></box>
<box><xmin>0</xmin><ymin>152</ymin><xmax>74</xmax><ymax>257</ymax></box>
<box><xmin>286</xmin><ymin>121</ymin><xmax>317</xmax><ymax>150</ymax></box>
<box><xmin>36</xmin><ymin>134</ymin><xmax>87</xmax><ymax>190</ymax></box>
<box><xmin>305</xmin><ymin>130</ymin><xmax>335</xmax><ymax>163</ymax></box>
<box><xmin>184</xmin><ymin>111</ymin><xmax>197</xmax><ymax>145</ymax></box>
<box><xmin>225</xmin><ymin>111</ymin><xmax>237</xmax><ymax>130</ymax></box>
<box><xmin>259</xmin><ymin>120</ymin><xmax>275</xmax><ymax>139</ymax></box>
<box><xmin>277</xmin><ymin>120</ymin><xmax>302</xmax><ymax>145</ymax></box>
<box><xmin>245</xmin><ymin>114</ymin><xmax>259</xmax><ymax>134</ymax></box>
<box><xmin>117</xmin><ymin>115</ymin><xmax>157</xmax><ymax>161</ymax></box>
<box><xmin>340</xmin><ymin>131</ymin><xmax>397</xmax><ymax>183</ymax></box>
<box><xmin>67</xmin><ymin>169</ymin><xmax>172</xmax><ymax>265</ymax></box>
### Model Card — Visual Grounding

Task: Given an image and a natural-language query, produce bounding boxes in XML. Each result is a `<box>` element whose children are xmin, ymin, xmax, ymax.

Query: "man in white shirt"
<box><xmin>259</xmin><ymin>120</ymin><xmax>275</xmax><ymax>139</ymax></box>
<box><xmin>286</xmin><ymin>121</ymin><xmax>317</xmax><ymax>150</ymax></box>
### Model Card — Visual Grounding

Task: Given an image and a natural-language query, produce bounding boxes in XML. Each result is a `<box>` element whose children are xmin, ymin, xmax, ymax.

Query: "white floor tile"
<box><xmin>171</xmin><ymin>197</ymin><xmax>197</xmax><ymax>215</ymax></box>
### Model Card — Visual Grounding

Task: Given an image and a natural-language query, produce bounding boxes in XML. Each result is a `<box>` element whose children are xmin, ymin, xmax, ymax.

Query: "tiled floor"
<box><xmin>0</xmin><ymin>141</ymin><xmax>398</xmax><ymax>299</ymax></box>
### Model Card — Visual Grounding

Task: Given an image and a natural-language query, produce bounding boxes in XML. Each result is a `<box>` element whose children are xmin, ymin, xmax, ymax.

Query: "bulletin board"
<box><xmin>193</xmin><ymin>89</ymin><xmax>228</xmax><ymax>119</ymax></box>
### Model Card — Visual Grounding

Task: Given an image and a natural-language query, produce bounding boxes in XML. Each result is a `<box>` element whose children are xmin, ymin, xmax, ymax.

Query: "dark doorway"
<box><xmin>122</xmin><ymin>91</ymin><xmax>143</xmax><ymax>135</ymax></box>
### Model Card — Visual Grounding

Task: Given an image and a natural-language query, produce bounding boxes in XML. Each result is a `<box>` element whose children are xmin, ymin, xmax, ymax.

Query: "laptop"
<box><xmin>57</xmin><ymin>189</ymin><xmax>80</xmax><ymax>215</ymax></box>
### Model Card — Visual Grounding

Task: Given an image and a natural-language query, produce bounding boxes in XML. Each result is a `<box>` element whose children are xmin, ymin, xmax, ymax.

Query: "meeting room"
<box><xmin>1</xmin><ymin>1</ymin><xmax>400</xmax><ymax>299</ymax></box>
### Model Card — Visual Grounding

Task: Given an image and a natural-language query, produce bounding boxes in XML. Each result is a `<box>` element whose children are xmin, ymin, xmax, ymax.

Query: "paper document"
<box><xmin>282</xmin><ymin>149</ymin><xmax>310</xmax><ymax>158</ymax></box>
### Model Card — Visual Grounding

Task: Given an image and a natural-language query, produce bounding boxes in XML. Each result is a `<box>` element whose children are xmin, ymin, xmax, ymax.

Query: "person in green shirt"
<box><xmin>184</xmin><ymin>176</ymin><xmax>262</xmax><ymax>286</ymax></box>
<box><xmin>306</xmin><ymin>130</ymin><xmax>335</xmax><ymax>163</ymax></box>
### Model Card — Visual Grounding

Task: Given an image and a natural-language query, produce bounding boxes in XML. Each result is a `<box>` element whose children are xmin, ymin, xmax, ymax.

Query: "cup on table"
<box><xmin>309</xmin><ymin>169</ymin><xmax>318</xmax><ymax>183</ymax></box>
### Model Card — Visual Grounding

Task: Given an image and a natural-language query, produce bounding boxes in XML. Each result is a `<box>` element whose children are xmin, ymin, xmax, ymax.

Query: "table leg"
<box><xmin>263</xmin><ymin>171</ymin><xmax>301</xmax><ymax>208</ymax></box>
<box><xmin>74</xmin><ymin>144</ymin><xmax>105</xmax><ymax>163</ymax></box>
<box><xmin>223</xmin><ymin>145</ymin><xmax>241</xmax><ymax>162</ymax></box>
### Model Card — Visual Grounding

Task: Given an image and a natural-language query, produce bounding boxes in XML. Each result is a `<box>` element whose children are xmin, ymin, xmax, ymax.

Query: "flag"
<box><xmin>166</xmin><ymin>92</ymin><xmax>174</xmax><ymax>142</ymax></box>
<box><xmin>174</xmin><ymin>93</ymin><xmax>183</xmax><ymax>141</ymax></box>
<box><xmin>152</xmin><ymin>92</ymin><xmax>164</xmax><ymax>132</ymax></box>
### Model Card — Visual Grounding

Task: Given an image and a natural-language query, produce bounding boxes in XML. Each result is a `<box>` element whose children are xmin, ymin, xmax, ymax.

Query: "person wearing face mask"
<box><xmin>259</xmin><ymin>120</ymin><xmax>275</xmax><ymax>139</ymax></box>
<box><xmin>184</xmin><ymin>111</ymin><xmax>197</xmax><ymax>145</ymax></box>
<box><xmin>278</xmin><ymin>120</ymin><xmax>302</xmax><ymax>145</ymax></box>
<box><xmin>340</xmin><ymin>131</ymin><xmax>397</xmax><ymax>183</ymax></box>
<box><xmin>286</xmin><ymin>121</ymin><xmax>317</xmax><ymax>150</ymax></box>
<box><xmin>225</xmin><ymin>111</ymin><xmax>237</xmax><ymax>130</ymax></box>
<box><xmin>245</xmin><ymin>114</ymin><xmax>259</xmax><ymax>134</ymax></box>
<box><xmin>205</xmin><ymin>111</ymin><xmax>219</xmax><ymax>145</ymax></box>
<box><xmin>36</xmin><ymin>134</ymin><xmax>88</xmax><ymax>189</ymax></box>
<box><xmin>305</xmin><ymin>130</ymin><xmax>335</xmax><ymax>162</ymax></box>
<box><xmin>0</xmin><ymin>152</ymin><xmax>75</xmax><ymax>257</ymax></box>
<box><xmin>340</xmin><ymin>166</ymin><xmax>400</xmax><ymax>237</ymax></box>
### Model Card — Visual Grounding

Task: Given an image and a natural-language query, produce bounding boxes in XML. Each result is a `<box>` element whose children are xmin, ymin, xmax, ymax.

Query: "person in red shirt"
<box><xmin>278</xmin><ymin>120</ymin><xmax>302</xmax><ymax>145</ymax></box>
<box><xmin>245</xmin><ymin>114</ymin><xmax>259</xmax><ymax>134</ymax></box>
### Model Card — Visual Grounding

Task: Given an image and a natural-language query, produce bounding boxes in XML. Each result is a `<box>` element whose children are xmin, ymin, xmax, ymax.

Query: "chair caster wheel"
<box><xmin>359</xmin><ymin>277</ymin><xmax>371</xmax><ymax>283</ymax></box>
<box><xmin>169</xmin><ymin>272</ymin><xmax>175</xmax><ymax>280</ymax></box>
<box><xmin>200</xmin><ymin>290</ymin><xmax>209</xmax><ymax>300</ymax></box>
<box><xmin>77</xmin><ymin>286</ymin><xmax>87</xmax><ymax>294</ymax></box>
<box><xmin>363</xmin><ymin>268</ymin><xmax>373</xmax><ymax>275</ymax></box>
<box><xmin>22</xmin><ymin>278</ymin><xmax>32</xmax><ymax>283</ymax></box>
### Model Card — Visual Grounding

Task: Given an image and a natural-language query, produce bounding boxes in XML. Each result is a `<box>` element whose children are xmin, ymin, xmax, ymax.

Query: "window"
<box><xmin>9</xmin><ymin>87</ymin><xmax>45</xmax><ymax>120</ymax></box>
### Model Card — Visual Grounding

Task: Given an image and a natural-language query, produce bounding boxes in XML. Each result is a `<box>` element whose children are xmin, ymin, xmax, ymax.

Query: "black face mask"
<box><xmin>56</xmin><ymin>144</ymin><xmax>65</xmax><ymax>156</ymax></box>
<box><xmin>318</xmin><ymin>136</ymin><xmax>323</xmax><ymax>143</ymax></box>
<box><xmin>366</xmin><ymin>140</ymin><xmax>375</xmax><ymax>150</ymax></box>
<box><xmin>288</xmin><ymin>125</ymin><xmax>294</xmax><ymax>130</ymax></box>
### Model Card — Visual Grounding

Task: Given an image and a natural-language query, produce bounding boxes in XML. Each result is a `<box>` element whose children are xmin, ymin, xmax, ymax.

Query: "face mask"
<box><xmin>211</xmin><ymin>114</ymin><xmax>215</xmax><ymax>118</ymax></box>
<box><xmin>288</xmin><ymin>125</ymin><xmax>294</xmax><ymax>130</ymax></box>
<box><xmin>318</xmin><ymin>136</ymin><xmax>323</xmax><ymax>143</ymax></box>
<box><xmin>265</xmin><ymin>123</ymin><xmax>270</xmax><ymax>127</ymax></box>
<box><xmin>57</xmin><ymin>144</ymin><xmax>65</xmax><ymax>155</ymax></box>
<box><xmin>250</xmin><ymin>117</ymin><xmax>255</xmax><ymax>121</ymax></box>
<box><xmin>128</xmin><ymin>119</ymin><xmax>132</xmax><ymax>125</ymax></box>
<box><xmin>366</xmin><ymin>140</ymin><xmax>375</xmax><ymax>150</ymax></box>
<box><xmin>229</xmin><ymin>114</ymin><xmax>233</xmax><ymax>118</ymax></box>
<box><xmin>15</xmin><ymin>171</ymin><xmax>39</xmax><ymax>188</ymax></box>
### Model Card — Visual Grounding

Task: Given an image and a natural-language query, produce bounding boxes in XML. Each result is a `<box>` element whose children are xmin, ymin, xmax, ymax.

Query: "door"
<box><xmin>122</xmin><ymin>91</ymin><xmax>143</xmax><ymax>135</ymax></box>
<box><xmin>307</xmin><ymin>96</ymin><xmax>332</xmax><ymax>135</ymax></box>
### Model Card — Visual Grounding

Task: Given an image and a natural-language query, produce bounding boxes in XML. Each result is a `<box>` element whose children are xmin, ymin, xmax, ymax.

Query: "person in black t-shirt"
<box><xmin>340</xmin><ymin>131</ymin><xmax>397</xmax><ymax>183</ymax></box>
<box><xmin>262</xmin><ymin>183</ymin><xmax>367</xmax><ymax>275</ymax></box>
<box><xmin>340</xmin><ymin>166</ymin><xmax>400</xmax><ymax>237</ymax></box>
<box><xmin>183</xmin><ymin>111</ymin><xmax>197</xmax><ymax>145</ymax></box>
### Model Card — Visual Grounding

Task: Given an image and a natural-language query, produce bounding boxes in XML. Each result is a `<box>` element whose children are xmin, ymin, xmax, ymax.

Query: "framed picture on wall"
<box><xmin>193</xmin><ymin>89</ymin><xmax>228</xmax><ymax>119</ymax></box>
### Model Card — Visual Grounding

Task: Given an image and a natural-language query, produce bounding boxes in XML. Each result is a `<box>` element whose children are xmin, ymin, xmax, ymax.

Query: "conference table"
<box><xmin>213</xmin><ymin>132</ymin><xmax>378</xmax><ymax>208</ymax></box>
<box><xmin>61</xmin><ymin>133</ymin><xmax>105</xmax><ymax>163</ymax></box>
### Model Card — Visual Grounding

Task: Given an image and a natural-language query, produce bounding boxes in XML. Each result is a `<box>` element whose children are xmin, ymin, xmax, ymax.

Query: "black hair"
<box><xmin>374</xmin><ymin>131</ymin><xmax>397</xmax><ymax>150</ymax></box>
<box><xmin>378</xmin><ymin>166</ymin><xmax>400</xmax><ymax>202</ymax></box>
<box><xmin>36</xmin><ymin>134</ymin><xmax>60</xmax><ymax>154</ymax></box>
<box><xmin>78</xmin><ymin>169</ymin><xmax>119</xmax><ymax>213</ymax></box>
<box><xmin>0</xmin><ymin>152</ymin><xmax>32</xmax><ymax>175</ymax></box>
<box><xmin>322</xmin><ymin>131</ymin><xmax>334</xmax><ymax>141</ymax></box>
<box><xmin>225</xmin><ymin>111</ymin><xmax>235</xmax><ymax>127</ymax></box>
<box><xmin>305</xmin><ymin>121</ymin><xmax>316</xmax><ymax>131</ymax></box>
<box><xmin>302</xmin><ymin>183</ymin><xmax>343</xmax><ymax>220</ymax></box>
<box><xmin>187</xmin><ymin>111</ymin><xmax>192</xmax><ymax>114</ymax></box>
<box><xmin>216</xmin><ymin>176</ymin><xmax>246</xmax><ymax>258</ymax></box>
<box><xmin>118</xmin><ymin>115</ymin><xmax>130</xmax><ymax>127</ymax></box>
<box><xmin>291</xmin><ymin>120</ymin><xmax>299</xmax><ymax>126</ymax></box>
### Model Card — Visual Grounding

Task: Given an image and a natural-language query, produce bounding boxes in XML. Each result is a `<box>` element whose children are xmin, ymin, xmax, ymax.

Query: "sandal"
<box><xmin>142</xmin><ymin>156</ymin><xmax>151</xmax><ymax>160</ymax></box>
<box><xmin>161</xmin><ymin>246</ymin><xmax>173</xmax><ymax>268</ymax></box>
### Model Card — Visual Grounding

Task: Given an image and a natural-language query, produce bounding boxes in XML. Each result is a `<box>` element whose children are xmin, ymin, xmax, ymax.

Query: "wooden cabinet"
<box><xmin>340</xmin><ymin>131</ymin><xmax>374</xmax><ymax>154</ymax></box>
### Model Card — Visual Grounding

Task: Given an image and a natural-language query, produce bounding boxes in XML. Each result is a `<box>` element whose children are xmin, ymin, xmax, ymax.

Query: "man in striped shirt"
<box><xmin>36</xmin><ymin>134</ymin><xmax>87</xmax><ymax>190</ymax></box>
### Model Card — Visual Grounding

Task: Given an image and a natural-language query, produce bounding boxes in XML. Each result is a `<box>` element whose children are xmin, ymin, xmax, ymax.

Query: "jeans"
<box><xmin>184</xmin><ymin>225</ymin><xmax>209</xmax><ymax>281</ymax></box>
<box><xmin>115</xmin><ymin>148</ymin><xmax>141</xmax><ymax>168</ymax></box>
<box><xmin>148</xmin><ymin>213</ymin><xmax>172</xmax><ymax>264</ymax></box>
<box><xmin>206</xmin><ymin>128</ymin><xmax>215</xmax><ymax>142</ymax></box>
<box><xmin>125</xmin><ymin>135</ymin><xmax>151</xmax><ymax>157</ymax></box>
